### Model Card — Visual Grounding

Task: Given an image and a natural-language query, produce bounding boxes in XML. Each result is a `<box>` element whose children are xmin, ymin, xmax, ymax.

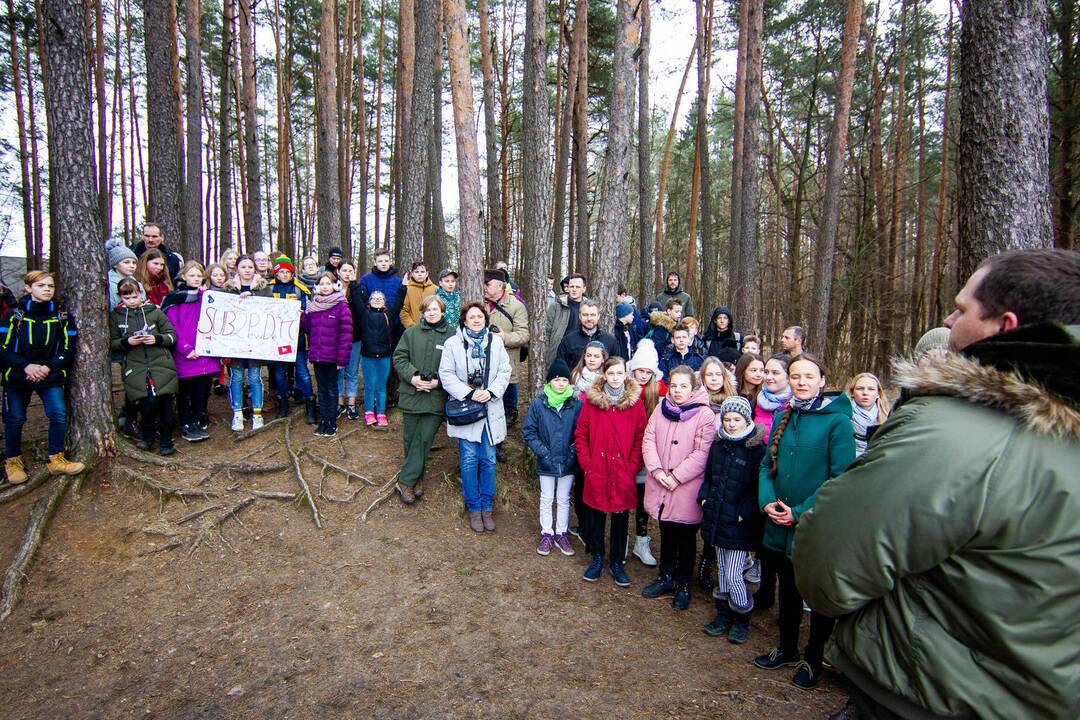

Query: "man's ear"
<box><xmin>1001</xmin><ymin>312</ymin><xmax>1019</xmax><ymax>332</ymax></box>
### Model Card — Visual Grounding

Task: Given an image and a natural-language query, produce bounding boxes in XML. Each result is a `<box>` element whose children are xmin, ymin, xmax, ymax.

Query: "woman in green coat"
<box><xmin>752</xmin><ymin>353</ymin><xmax>855</xmax><ymax>690</ymax></box>
<box><xmin>110</xmin><ymin>277</ymin><xmax>179</xmax><ymax>454</ymax></box>
<box><xmin>392</xmin><ymin>294</ymin><xmax>452</xmax><ymax>504</ymax></box>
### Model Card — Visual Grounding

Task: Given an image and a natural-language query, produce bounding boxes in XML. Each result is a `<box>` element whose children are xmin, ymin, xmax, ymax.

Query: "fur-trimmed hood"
<box><xmin>648</xmin><ymin>310</ymin><xmax>677</xmax><ymax>332</ymax></box>
<box><xmin>893</xmin><ymin>328</ymin><xmax>1080</xmax><ymax>440</ymax></box>
<box><xmin>585</xmin><ymin>376</ymin><xmax>642</xmax><ymax>410</ymax></box>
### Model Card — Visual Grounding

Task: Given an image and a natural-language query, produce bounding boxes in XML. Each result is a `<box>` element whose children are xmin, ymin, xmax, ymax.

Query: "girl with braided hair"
<box><xmin>752</xmin><ymin>354</ymin><xmax>856</xmax><ymax>690</ymax></box>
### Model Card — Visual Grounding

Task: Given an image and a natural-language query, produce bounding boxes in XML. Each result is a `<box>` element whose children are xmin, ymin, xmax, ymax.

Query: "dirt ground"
<box><xmin>0</xmin><ymin>390</ymin><xmax>847</xmax><ymax>719</ymax></box>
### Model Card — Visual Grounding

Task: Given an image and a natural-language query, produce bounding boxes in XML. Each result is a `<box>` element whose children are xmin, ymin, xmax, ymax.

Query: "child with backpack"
<box><xmin>110</xmin><ymin>277</ymin><xmax>179</xmax><ymax>455</ymax></box>
<box><xmin>302</xmin><ymin>271</ymin><xmax>353</xmax><ymax>437</ymax></box>
<box><xmin>521</xmin><ymin>358</ymin><xmax>582</xmax><ymax>557</ymax></box>
<box><xmin>1</xmin><ymin>271</ymin><xmax>85</xmax><ymax>483</ymax></box>
<box><xmin>699</xmin><ymin>396</ymin><xmax>766</xmax><ymax>643</ymax></box>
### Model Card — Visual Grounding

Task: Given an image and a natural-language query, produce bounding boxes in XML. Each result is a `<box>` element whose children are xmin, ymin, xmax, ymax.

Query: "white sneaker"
<box><xmin>251</xmin><ymin>415</ymin><xmax>264</xmax><ymax>430</ymax></box>
<box><xmin>633</xmin><ymin>535</ymin><xmax>658</xmax><ymax>567</ymax></box>
<box><xmin>231</xmin><ymin>412</ymin><xmax>244</xmax><ymax>432</ymax></box>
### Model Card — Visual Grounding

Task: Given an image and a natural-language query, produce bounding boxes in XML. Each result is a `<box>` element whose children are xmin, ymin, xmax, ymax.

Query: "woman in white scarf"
<box><xmin>845</xmin><ymin>372</ymin><xmax>890</xmax><ymax>456</ymax></box>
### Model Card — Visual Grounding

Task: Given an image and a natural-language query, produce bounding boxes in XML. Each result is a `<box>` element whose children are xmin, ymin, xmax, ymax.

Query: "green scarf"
<box><xmin>544</xmin><ymin>383</ymin><xmax>575</xmax><ymax>410</ymax></box>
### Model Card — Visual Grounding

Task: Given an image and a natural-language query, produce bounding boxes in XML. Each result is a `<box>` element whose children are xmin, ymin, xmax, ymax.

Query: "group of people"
<box><xmin>2</xmin><ymin>230</ymin><xmax>1078</xmax><ymax>720</ymax></box>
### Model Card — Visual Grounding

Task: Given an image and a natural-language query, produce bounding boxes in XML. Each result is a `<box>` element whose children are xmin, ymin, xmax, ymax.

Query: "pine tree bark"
<box><xmin>808</xmin><ymin>0</ymin><xmax>863</xmax><ymax>358</ymax></box>
<box><xmin>317</xmin><ymin>0</ymin><xmax>342</xmax><ymax>260</ymax></box>
<box><xmin>728</xmin><ymin>0</ymin><xmax>750</xmax><ymax>299</ymax></box>
<box><xmin>424</xmin><ymin>0</ymin><xmax>446</xmax><ymax>271</ymax></box>
<box><xmin>730</xmin><ymin>0</ymin><xmax>763</xmax><ymax>329</ymax></box>
<box><xmin>41</xmin><ymin>0</ymin><xmax>115</xmax><ymax>458</ymax></box>
<box><xmin>697</xmin><ymin>0</ymin><xmax>717</xmax><ymax>313</ymax></box>
<box><xmin>239</xmin><ymin>0</ymin><xmax>262</xmax><ymax>253</ymax></box>
<box><xmin>522</xmin><ymin>0</ymin><xmax>552</xmax><ymax>396</ymax></box>
<box><xmin>572</xmin><ymin>18</ymin><xmax>589</xmax><ymax>277</ymax></box>
<box><xmin>401</xmin><ymin>0</ymin><xmax>436</xmax><ymax>265</ymax></box>
<box><xmin>183</xmin><ymin>0</ymin><xmax>203</xmax><ymax>261</ymax></box>
<box><xmin>551</xmin><ymin>1</ymin><xmax>587</xmax><ymax>277</ymax></box>
<box><xmin>93</xmin><ymin>0</ymin><xmax>110</xmax><ymax>240</ymax></box>
<box><xmin>591</xmin><ymin>0</ymin><xmax>640</xmax><ymax>326</ymax></box>
<box><xmin>636</xmin><ymin>0</ymin><xmax>653</xmax><ymax>300</ymax></box>
<box><xmin>1052</xmin><ymin>0</ymin><xmax>1078</xmax><ymax>250</ymax></box>
<box><xmin>218</xmin><ymin>0</ymin><xmax>234</xmax><ymax>251</ymax></box>
<box><xmin>6</xmin><ymin>1</ymin><xmax>35</xmax><ymax>263</ymax></box>
<box><xmin>478</xmin><ymin>0</ymin><xmax>505</xmax><ymax>264</ymax></box>
<box><xmin>144</xmin><ymin>0</ymin><xmax>183</xmax><ymax>250</ymax></box>
<box><xmin>654</xmin><ymin>40</ymin><xmax>697</xmax><ymax>289</ymax></box>
<box><xmin>929</xmin><ymin>4</ymin><xmax>954</xmax><ymax>326</ymax></box>
<box><xmin>443</xmin><ymin>0</ymin><xmax>483</xmax><ymax>302</ymax></box>
<box><xmin>958</xmin><ymin>0</ymin><xmax>1052</xmax><ymax>277</ymax></box>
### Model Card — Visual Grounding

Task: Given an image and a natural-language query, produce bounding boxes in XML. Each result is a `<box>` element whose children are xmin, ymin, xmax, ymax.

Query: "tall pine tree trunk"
<box><xmin>424</xmin><ymin>0</ymin><xmax>446</xmax><ymax>271</ymax></box>
<box><xmin>443</xmin><ymin>0</ymin><xmax>483</xmax><ymax>301</ymax></box>
<box><xmin>572</xmin><ymin>18</ymin><xmax>589</xmax><ymax>276</ymax></box>
<box><xmin>478</xmin><ymin>0</ymin><xmax>505</xmax><ymax>264</ymax></box>
<box><xmin>317</xmin><ymin>0</ymin><xmax>342</xmax><ymax>259</ymax></box>
<box><xmin>6</xmin><ymin>1</ymin><xmax>35</xmax><ymax>263</ymax></box>
<box><xmin>637</xmin><ymin>0</ymin><xmax>653</xmax><ymax>300</ymax></box>
<box><xmin>401</xmin><ymin>0</ymin><xmax>436</xmax><ymax>265</ymax></box>
<box><xmin>728</xmin><ymin>0</ymin><xmax>749</xmax><ymax>299</ymax></box>
<box><xmin>183</xmin><ymin>0</ymin><xmax>203</xmax><ymax>261</ymax></box>
<box><xmin>929</xmin><ymin>4</ymin><xmax>954</xmax><ymax>326</ymax></box>
<box><xmin>239</xmin><ymin>0</ymin><xmax>262</xmax><ymax>252</ymax></box>
<box><xmin>958</xmin><ymin>0</ymin><xmax>1052</xmax><ymax>277</ymax></box>
<box><xmin>697</xmin><ymin>0</ymin><xmax>716</xmax><ymax>312</ymax></box>
<box><xmin>144</xmin><ymin>0</ymin><xmax>183</xmax><ymax>250</ymax></box>
<box><xmin>731</xmin><ymin>0</ymin><xmax>763</xmax><ymax>328</ymax></box>
<box><xmin>41</xmin><ymin>0</ymin><xmax>114</xmax><ymax>458</ymax></box>
<box><xmin>551</xmin><ymin>0</ymin><xmax>586</xmax><ymax>277</ymax></box>
<box><xmin>808</xmin><ymin>0</ymin><xmax>863</xmax><ymax>357</ymax></box>
<box><xmin>218</xmin><ymin>0</ymin><xmax>234</xmax><ymax>251</ymax></box>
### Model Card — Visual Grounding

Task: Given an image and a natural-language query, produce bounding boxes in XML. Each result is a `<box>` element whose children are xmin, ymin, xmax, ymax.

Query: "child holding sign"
<box><xmin>224</xmin><ymin>255</ymin><xmax>271</xmax><ymax>431</ymax></box>
<box><xmin>301</xmin><ymin>272</ymin><xmax>353</xmax><ymax>437</ymax></box>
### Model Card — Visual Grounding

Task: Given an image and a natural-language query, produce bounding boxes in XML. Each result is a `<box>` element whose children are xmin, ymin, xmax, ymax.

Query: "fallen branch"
<box><xmin>174</xmin><ymin>504</ymin><xmax>221</xmax><ymax>524</ymax></box>
<box><xmin>188</xmin><ymin>496</ymin><xmax>257</xmax><ymax>556</ymax></box>
<box><xmin>360</xmin><ymin>472</ymin><xmax>401</xmax><ymax>522</ymax></box>
<box><xmin>116</xmin><ymin>437</ymin><xmax>287</xmax><ymax>473</ymax></box>
<box><xmin>303</xmin><ymin>450</ymin><xmax>378</xmax><ymax>486</ymax></box>
<box><xmin>320</xmin><ymin>486</ymin><xmax>365</xmax><ymax>504</ymax></box>
<box><xmin>116</xmin><ymin>466</ymin><xmax>220</xmax><ymax>500</ymax></box>
<box><xmin>249</xmin><ymin>489</ymin><xmax>298</xmax><ymax>500</ymax></box>
<box><xmin>138</xmin><ymin>538</ymin><xmax>184</xmax><ymax>556</ymax></box>
<box><xmin>232</xmin><ymin>410</ymin><xmax>300</xmax><ymax>442</ymax></box>
<box><xmin>0</xmin><ymin>468</ymin><xmax>51</xmax><ymax>505</ymax></box>
<box><xmin>284</xmin><ymin>416</ymin><xmax>321</xmax><ymax>529</ymax></box>
<box><xmin>0</xmin><ymin>476</ymin><xmax>72</xmax><ymax>622</ymax></box>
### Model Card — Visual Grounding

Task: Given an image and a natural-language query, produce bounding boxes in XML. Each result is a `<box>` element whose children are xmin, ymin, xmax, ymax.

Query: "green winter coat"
<box><xmin>393</xmin><ymin>317</ymin><xmax>452</xmax><ymax>415</ymax></box>
<box><xmin>757</xmin><ymin>391</ymin><xmax>855</xmax><ymax>558</ymax></box>
<box><xmin>109</xmin><ymin>304</ymin><xmax>179</xmax><ymax>401</ymax></box>
<box><xmin>794</xmin><ymin>323</ymin><xmax>1080</xmax><ymax>720</ymax></box>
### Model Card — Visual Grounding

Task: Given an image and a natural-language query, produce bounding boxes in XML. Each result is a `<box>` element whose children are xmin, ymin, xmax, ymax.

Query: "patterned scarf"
<box><xmin>575</xmin><ymin>367</ymin><xmax>600</xmax><ymax>393</ymax></box>
<box><xmin>660</xmin><ymin>396</ymin><xmax>706</xmax><ymax>421</ymax></box>
<box><xmin>791</xmin><ymin>393</ymin><xmax>823</xmax><ymax>411</ymax></box>
<box><xmin>464</xmin><ymin>327</ymin><xmax>489</xmax><ymax>358</ymax></box>
<box><xmin>757</xmin><ymin>384</ymin><xmax>793</xmax><ymax>413</ymax></box>
<box><xmin>159</xmin><ymin>282</ymin><xmax>201</xmax><ymax>314</ymax></box>
<box><xmin>604</xmin><ymin>383</ymin><xmax>626</xmax><ymax>402</ymax></box>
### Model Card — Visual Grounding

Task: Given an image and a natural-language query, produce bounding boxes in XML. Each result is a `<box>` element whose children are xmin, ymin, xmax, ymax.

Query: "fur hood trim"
<box><xmin>746</xmin><ymin>423</ymin><xmax>767</xmax><ymax>448</ymax></box>
<box><xmin>648</xmin><ymin>310</ymin><xmax>677</xmax><ymax>332</ymax></box>
<box><xmin>892</xmin><ymin>353</ymin><xmax>1080</xmax><ymax>440</ymax></box>
<box><xmin>223</xmin><ymin>274</ymin><xmax>268</xmax><ymax>293</ymax></box>
<box><xmin>585</xmin><ymin>376</ymin><xmax>643</xmax><ymax>410</ymax></box>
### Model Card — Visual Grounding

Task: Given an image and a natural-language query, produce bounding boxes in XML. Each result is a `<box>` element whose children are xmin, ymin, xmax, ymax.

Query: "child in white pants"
<box><xmin>521</xmin><ymin>359</ymin><xmax>583</xmax><ymax>557</ymax></box>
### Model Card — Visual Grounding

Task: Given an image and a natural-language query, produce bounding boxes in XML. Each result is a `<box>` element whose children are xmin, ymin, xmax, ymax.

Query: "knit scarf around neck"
<box><xmin>308</xmin><ymin>290</ymin><xmax>345</xmax><ymax>313</ymax></box>
<box><xmin>575</xmin><ymin>367</ymin><xmax>600</xmax><ymax>393</ymax></box>
<box><xmin>720</xmin><ymin>421</ymin><xmax>756</xmax><ymax>442</ymax></box>
<box><xmin>851</xmin><ymin>402</ymin><xmax>878</xmax><ymax>437</ymax></box>
<box><xmin>464</xmin><ymin>327</ymin><xmax>488</xmax><ymax>358</ymax></box>
<box><xmin>604</xmin><ymin>383</ymin><xmax>626</xmax><ymax>402</ymax></box>
<box><xmin>661</xmin><ymin>396</ymin><xmax>706</xmax><ymax>421</ymax></box>
<box><xmin>757</xmin><ymin>384</ymin><xmax>793</xmax><ymax>412</ymax></box>
<box><xmin>791</xmin><ymin>393</ymin><xmax>824</xmax><ymax>411</ymax></box>
<box><xmin>544</xmin><ymin>383</ymin><xmax>575</xmax><ymax>410</ymax></box>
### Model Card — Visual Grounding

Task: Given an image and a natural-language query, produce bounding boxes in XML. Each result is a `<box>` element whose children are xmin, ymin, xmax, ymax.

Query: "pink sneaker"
<box><xmin>364</xmin><ymin>412</ymin><xmax>376</xmax><ymax>426</ymax></box>
<box><xmin>376</xmin><ymin>414</ymin><xmax>389</xmax><ymax>427</ymax></box>
<box><xmin>553</xmin><ymin>533</ymin><xmax>575</xmax><ymax>556</ymax></box>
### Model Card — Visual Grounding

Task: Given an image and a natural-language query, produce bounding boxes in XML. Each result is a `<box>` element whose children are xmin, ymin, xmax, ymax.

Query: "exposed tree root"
<box><xmin>138</xmin><ymin>538</ymin><xmax>184</xmax><ymax>556</ymax></box>
<box><xmin>284</xmin><ymin>416</ymin><xmax>322</xmax><ymax>528</ymax></box>
<box><xmin>304</xmin><ymin>450</ymin><xmax>379</xmax><ymax>486</ymax></box>
<box><xmin>0</xmin><ymin>468</ymin><xmax>51</xmax><ymax>505</ymax></box>
<box><xmin>116</xmin><ymin>466</ymin><xmax>221</xmax><ymax>500</ymax></box>
<box><xmin>116</xmin><ymin>437</ymin><xmax>287</xmax><ymax>473</ymax></box>
<box><xmin>174</xmin><ymin>505</ymin><xmax>221</xmax><ymax>524</ymax></box>
<box><xmin>0</xmin><ymin>476</ymin><xmax>72</xmax><ymax>622</ymax></box>
<box><xmin>188</xmin><ymin>496</ymin><xmax>257</xmax><ymax>557</ymax></box>
<box><xmin>249</xmin><ymin>489</ymin><xmax>298</xmax><ymax>500</ymax></box>
<box><xmin>232</xmin><ymin>410</ymin><xmax>301</xmax><ymax>442</ymax></box>
<box><xmin>360</xmin><ymin>472</ymin><xmax>401</xmax><ymax>522</ymax></box>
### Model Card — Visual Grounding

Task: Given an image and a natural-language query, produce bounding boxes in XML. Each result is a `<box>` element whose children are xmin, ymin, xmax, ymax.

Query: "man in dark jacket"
<box><xmin>797</xmin><ymin>249</ymin><xmax>1080</xmax><ymax>720</ymax></box>
<box><xmin>654</xmin><ymin>271</ymin><xmax>695</xmax><ymax>319</ymax></box>
<box><xmin>133</xmin><ymin>223</ymin><xmax>183</xmax><ymax>281</ymax></box>
<box><xmin>544</xmin><ymin>273</ymin><xmax>588</xmax><ymax>365</ymax></box>
<box><xmin>556</xmin><ymin>299</ymin><xmax>618</xmax><ymax>368</ymax></box>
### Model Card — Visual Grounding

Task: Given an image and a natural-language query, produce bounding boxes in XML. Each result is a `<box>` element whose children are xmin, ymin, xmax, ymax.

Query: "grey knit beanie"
<box><xmin>718</xmin><ymin>395</ymin><xmax>753</xmax><ymax>425</ymax></box>
<box><xmin>106</xmin><ymin>237</ymin><xmax>137</xmax><ymax>267</ymax></box>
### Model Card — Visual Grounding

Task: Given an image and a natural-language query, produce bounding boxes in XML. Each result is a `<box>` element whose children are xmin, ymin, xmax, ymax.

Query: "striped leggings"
<box><xmin>713</xmin><ymin>547</ymin><xmax>753</xmax><ymax>613</ymax></box>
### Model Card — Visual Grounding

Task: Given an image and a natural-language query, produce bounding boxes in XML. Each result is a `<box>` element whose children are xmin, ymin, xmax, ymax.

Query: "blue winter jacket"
<box><xmin>521</xmin><ymin>392</ymin><xmax>583</xmax><ymax>477</ymax></box>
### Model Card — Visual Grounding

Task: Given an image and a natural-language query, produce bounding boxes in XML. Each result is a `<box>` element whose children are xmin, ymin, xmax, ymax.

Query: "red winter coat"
<box><xmin>574</xmin><ymin>377</ymin><xmax>647</xmax><ymax>513</ymax></box>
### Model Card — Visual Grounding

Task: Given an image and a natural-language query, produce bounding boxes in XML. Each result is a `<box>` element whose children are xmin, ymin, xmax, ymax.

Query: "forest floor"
<box><xmin>0</xmin><ymin>388</ymin><xmax>848</xmax><ymax>719</ymax></box>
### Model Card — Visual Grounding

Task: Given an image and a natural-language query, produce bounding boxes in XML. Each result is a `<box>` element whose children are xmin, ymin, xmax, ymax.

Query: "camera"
<box><xmin>420</xmin><ymin>373</ymin><xmax>436</xmax><ymax>382</ymax></box>
<box><xmin>467</xmin><ymin>367</ymin><xmax>485</xmax><ymax>388</ymax></box>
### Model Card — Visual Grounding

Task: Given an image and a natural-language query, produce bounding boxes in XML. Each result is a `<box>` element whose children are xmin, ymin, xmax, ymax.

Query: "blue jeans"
<box><xmin>458</xmin><ymin>427</ymin><xmax>496</xmax><ymax>512</ymax></box>
<box><xmin>229</xmin><ymin>360</ymin><xmax>264</xmax><ymax>412</ymax></box>
<box><xmin>361</xmin><ymin>356</ymin><xmax>391</xmax><ymax>414</ymax></box>
<box><xmin>338</xmin><ymin>341</ymin><xmax>362</xmax><ymax>400</ymax></box>
<box><xmin>3</xmin><ymin>386</ymin><xmax>67</xmax><ymax>457</ymax></box>
<box><xmin>271</xmin><ymin>350</ymin><xmax>312</xmax><ymax>400</ymax></box>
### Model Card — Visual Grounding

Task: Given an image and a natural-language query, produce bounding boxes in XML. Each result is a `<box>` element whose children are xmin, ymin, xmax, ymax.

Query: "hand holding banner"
<box><xmin>195</xmin><ymin>290</ymin><xmax>302</xmax><ymax>362</ymax></box>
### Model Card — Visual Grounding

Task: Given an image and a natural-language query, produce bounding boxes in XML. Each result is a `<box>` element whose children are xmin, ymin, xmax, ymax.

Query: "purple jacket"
<box><xmin>165</xmin><ymin>289</ymin><xmax>221</xmax><ymax>379</ymax></box>
<box><xmin>301</xmin><ymin>299</ymin><xmax>353</xmax><ymax>367</ymax></box>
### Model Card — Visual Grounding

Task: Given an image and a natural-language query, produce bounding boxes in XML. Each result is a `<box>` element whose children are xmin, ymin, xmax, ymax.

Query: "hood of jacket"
<box><xmin>893</xmin><ymin>322</ymin><xmax>1080</xmax><ymax>440</ymax></box>
<box><xmin>585</xmin><ymin>376</ymin><xmax>642</xmax><ymax>411</ymax></box>
<box><xmin>704</xmin><ymin>306</ymin><xmax>734</xmax><ymax>340</ymax></box>
<box><xmin>648</xmin><ymin>310</ymin><xmax>677</xmax><ymax>332</ymax></box>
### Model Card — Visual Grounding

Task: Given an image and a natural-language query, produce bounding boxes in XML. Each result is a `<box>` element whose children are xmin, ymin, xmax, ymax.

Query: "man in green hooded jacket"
<box><xmin>796</xmin><ymin>249</ymin><xmax>1080</xmax><ymax>720</ymax></box>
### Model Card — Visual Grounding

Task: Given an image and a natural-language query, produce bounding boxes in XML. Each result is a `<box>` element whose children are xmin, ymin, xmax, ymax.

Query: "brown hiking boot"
<box><xmin>413</xmin><ymin>482</ymin><xmax>424</xmax><ymax>499</ymax></box>
<box><xmin>47</xmin><ymin>453</ymin><xmax>85</xmax><ymax>476</ymax></box>
<box><xmin>5</xmin><ymin>456</ymin><xmax>27</xmax><ymax>484</ymax></box>
<box><xmin>468</xmin><ymin>511</ymin><xmax>485</xmax><ymax>533</ymax></box>
<box><xmin>397</xmin><ymin>483</ymin><xmax>416</xmax><ymax>505</ymax></box>
<box><xmin>481</xmin><ymin>510</ymin><xmax>496</xmax><ymax>532</ymax></box>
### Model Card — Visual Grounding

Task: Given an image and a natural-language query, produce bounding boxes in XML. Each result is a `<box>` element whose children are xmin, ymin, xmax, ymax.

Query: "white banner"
<box><xmin>194</xmin><ymin>290</ymin><xmax>302</xmax><ymax>362</ymax></box>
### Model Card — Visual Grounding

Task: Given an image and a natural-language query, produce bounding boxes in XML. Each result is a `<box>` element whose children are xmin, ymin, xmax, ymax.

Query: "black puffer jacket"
<box><xmin>698</xmin><ymin>425</ymin><xmax>766</xmax><ymax>551</ymax></box>
<box><xmin>359</xmin><ymin>305</ymin><xmax>393</xmax><ymax>358</ymax></box>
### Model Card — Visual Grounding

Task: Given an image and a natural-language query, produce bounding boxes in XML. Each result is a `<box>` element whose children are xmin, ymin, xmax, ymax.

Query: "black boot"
<box><xmin>703</xmin><ymin>598</ymin><xmax>734</xmax><ymax>636</ymax></box>
<box><xmin>641</xmin><ymin>573</ymin><xmax>675</xmax><ymax>599</ymax></box>
<box><xmin>697</xmin><ymin>545</ymin><xmax>716</xmax><ymax>594</ymax></box>
<box><xmin>276</xmin><ymin>395</ymin><xmax>290</xmax><ymax>420</ymax></box>
<box><xmin>727</xmin><ymin>610</ymin><xmax>752</xmax><ymax>644</ymax></box>
<box><xmin>305</xmin><ymin>398</ymin><xmax>318</xmax><ymax>425</ymax></box>
<box><xmin>672</xmin><ymin>580</ymin><xmax>692</xmax><ymax>611</ymax></box>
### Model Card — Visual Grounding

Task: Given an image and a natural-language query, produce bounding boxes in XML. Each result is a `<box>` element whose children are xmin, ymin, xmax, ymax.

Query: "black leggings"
<box><xmin>573</xmin><ymin>468</ymin><xmax>592</xmax><ymax>552</ymax></box>
<box><xmin>766</xmin><ymin>549</ymin><xmax>836</xmax><ymax>667</ymax></box>
<box><xmin>314</xmin><ymin>362</ymin><xmax>339</xmax><ymax>423</ymax></box>
<box><xmin>584</xmin><ymin>506</ymin><xmax>629</xmax><ymax>564</ymax></box>
<box><xmin>635</xmin><ymin>481</ymin><xmax>649</xmax><ymax>536</ymax></box>
<box><xmin>139</xmin><ymin>394</ymin><xmax>175</xmax><ymax>445</ymax></box>
<box><xmin>659</xmin><ymin>520</ymin><xmax>699</xmax><ymax>582</ymax></box>
<box><xmin>177</xmin><ymin>374</ymin><xmax>213</xmax><ymax>426</ymax></box>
